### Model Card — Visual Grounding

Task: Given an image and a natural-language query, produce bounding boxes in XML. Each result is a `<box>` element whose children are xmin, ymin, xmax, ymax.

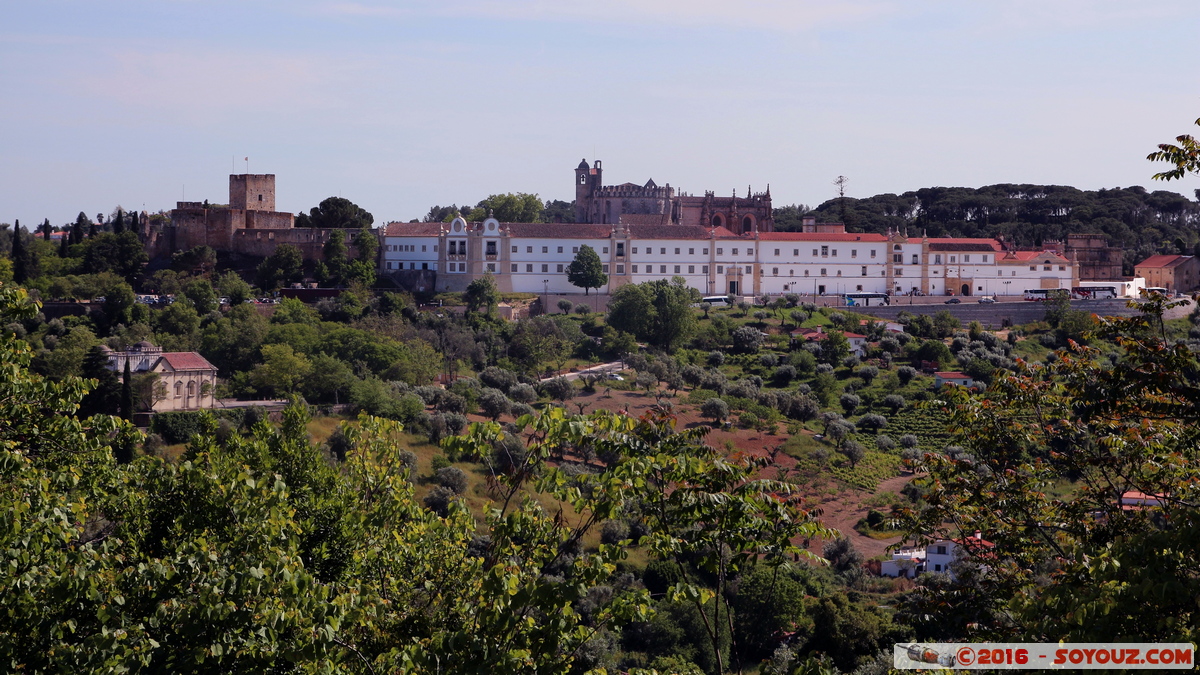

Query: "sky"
<box><xmin>2</xmin><ymin>0</ymin><xmax>1199</xmax><ymax>228</ymax></box>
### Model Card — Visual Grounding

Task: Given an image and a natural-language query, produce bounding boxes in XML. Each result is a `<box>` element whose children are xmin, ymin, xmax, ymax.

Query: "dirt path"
<box><xmin>810</xmin><ymin>473</ymin><xmax>911</xmax><ymax>558</ymax></box>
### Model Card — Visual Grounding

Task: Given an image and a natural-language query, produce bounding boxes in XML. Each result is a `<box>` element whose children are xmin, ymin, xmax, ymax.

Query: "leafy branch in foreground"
<box><xmin>899</xmin><ymin>293</ymin><xmax>1200</xmax><ymax>644</ymax></box>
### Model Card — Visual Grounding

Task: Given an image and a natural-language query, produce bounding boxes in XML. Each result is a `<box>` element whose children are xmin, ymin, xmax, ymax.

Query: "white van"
<box><xmin>699</xmin><ymin>296</ymin><xmax>731</xmax><ymax>308</ymax></box>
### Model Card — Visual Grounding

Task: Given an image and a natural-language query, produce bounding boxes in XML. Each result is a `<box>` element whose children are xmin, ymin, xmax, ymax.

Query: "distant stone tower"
<box><xmin>574</xmin><ymin>159</ymin><xmax>601</xmax><ymax>223</ymax></box>
<box><xmin>229</xmin><ymin>174</ymin><xmax>276</xmax><ymax>212</ymax></box>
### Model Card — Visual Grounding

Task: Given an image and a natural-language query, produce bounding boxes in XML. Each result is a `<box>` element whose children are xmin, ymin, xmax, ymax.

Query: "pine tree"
<box><xmin>11</xmin><ymin>221</ymin><xmax>27</xmax><ymax>284</ymax></box>
<box><xmin>121</xmin><ymin>360</ymin><xmax>134</xmax><ymax>420</ymax></box>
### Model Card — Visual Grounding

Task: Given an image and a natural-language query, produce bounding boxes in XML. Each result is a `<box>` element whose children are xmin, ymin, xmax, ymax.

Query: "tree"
<box><xmin>10</xmin><ymin>222</ymin><xmax>27</xmax><ymax>283</ymax></box>
<box><xmin>80</xmin><ymin>231</ymin><xmax>148</xmax><ymax>282</ymax></box>
<box><xmin>70</xmin><ymin>212</ymin><xmax>88</xmax><ymax>245</ymax></box>
<box><xmin>565</xmin><ymin>244</ymin><xmax>607</xmax><ymax>295</ymax></box>
<box><xmin>1148</xmin><ymin>117</ymin><xmax>1200</xmax><ymax>181</ymax></box>
<box><xmin>731</xmin><ymin>326</ymin><xmax>763</xmax><ymax>354</ymax></box>
<box><xmin>607</xmin><ymin>282</ymin><xmax>654</xmax><ymax>339</ymax></box>
<box><xmin>901</xmin><ymin>297</ymin><xmax>1200</xmax><ymax>643</ymax></box>
<box><xmin>842</xmin><ymin>439</ymin><xmax>866</xmax><ymax>468</ymax></box>
<box><xmin>557</xmin><ymin>299</ymin><xmax>573</xmax><ymax>314</ymax></box>
<box><xmin>217</xmin><ymin>270</ymin><xmax>253</xmax><ymax>306</ymax></box>
<box><xmin>700</xmin><ymin>397</ymin><xmax>729</xmax><ymax>425</ymax></box>
<box><xmin>183</xmin><ymin>279</ymin><xmax>218</xmax><ymax>314</ymax></box>
<box><xmin>257</xmin><ymin>244</ymin><xmax>304</xmax><ymax>290</ymax></box>
<box><xmin>78</xmin><ymin>345</ymin><xmax>121</xmax><ymax>418</ymax></box>
<box><xmin>823</xmin><ymin>536</ymin><xmax>864</xmax><ymax>572</ymax></box>
<box><xmin>299</xmin><ymin>196</ymin><xmax>374</xmax><ymax>229</ymax></box>
<box><xmin>322</xmin><ymin>230</ymin><xmax>349</xmax><ymax>285</ymax></box>
<box><xmin>464</xmin><ymin>274</ymin><xmax>499</xmax><ymax>316</ymax></box>
<box><xmin>540</xmin><ymin>375</ymin><xmax>574</xmax><ymax>404</ymax></box>
<box><xmin>468</xmin><ymin>193</ymin><xmax>544</xmax><ymax>222</ymax></box>
<box><xmin>478</xmin><ymin>387</ymin><xmax>511</xmax><ymax>421</ymax></box>
<box><xmin>251</xmin><ymin>344</ymin><xmax>312</xmax><ymax>396</ymax></box>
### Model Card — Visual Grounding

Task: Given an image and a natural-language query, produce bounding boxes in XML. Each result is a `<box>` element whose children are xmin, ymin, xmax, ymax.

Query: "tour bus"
<box><xmin>1144</xmin><ymin>287</ymin><xmax>1170</xmax><ymax>297</ymax></box>
<box><xmin>844</xmin><ymin>292</ymin><xmax>890</xmax><ymax>307</ymax></box>
<box><xmin>1024</xmin><ymin>289</ymin><xmax>1070</xmax><ymax>302</ymax></box>
<box><xmin>1072</xmin><ymin>286</ymin><xmax>1118</xmax><ymax>300</ymax></box>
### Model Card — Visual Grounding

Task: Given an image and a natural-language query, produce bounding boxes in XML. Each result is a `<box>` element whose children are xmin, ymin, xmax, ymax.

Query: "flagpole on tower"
<box><xmin>245</xmin><ymin>157</ymin><xmax>249</xmax><ymax>174</ymax></box>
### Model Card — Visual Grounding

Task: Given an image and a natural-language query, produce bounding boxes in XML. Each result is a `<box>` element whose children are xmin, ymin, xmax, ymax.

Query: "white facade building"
<box><xmin>381</xmin><ymin>218</ymin><xmax>1078</xmax><ymax>297</ymax></box>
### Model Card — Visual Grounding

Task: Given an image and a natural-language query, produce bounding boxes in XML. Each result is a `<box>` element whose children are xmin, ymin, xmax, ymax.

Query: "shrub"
<box><xmin>443</xmin><ymin>412</ymin><xmax>467</xmax><ymax>435</ymax></box>
<box><xmin>151</xmin><ymin>412</ymin><xmax>207</xmax><ymax>445</ymax></box>
<box><xmin>423</xmin><ymin>486</ymin><xmax>456</xmax><ymax>517</ymax></box>
<box><xmin>901</xmin><ymin>446</ymin><xmax>921</xmax><ymax>462</ymax></box>
<box><xmin>842</xmin><ymin>355</ymin><xmax>860</xmax><ymax>369</ymax></box>
<box><xmin>540</xmin><ymin>376</ymin><xmax>575</xmax><ymax>402</ymax></box>
<box><xmin>787</xmin><ymin>394</ymin><xmax>820</xmax><ymax>422</ymax></box>
<box><xmin>707</xmin><ymin>350</ymin><xmax>726</xmax><ymax>367</ymax></box>
<box><xmin>822</xmin><ymin>537</ymin><xmax>863</xmax><ymax>571</ymax></box>
<box><xmin>899</xmin><ymin>434</ymin><xmax>919</xmax><ymax>449</ymax></box>
<box><xmin>772</xmin><ymin>364</ymin><xmax>797</xmax><ymax>385</ymax></box>
<box><xmin>426</xmin><ymin>413</ymin><xmax>448</xmax><ymax>444</ymax></box>
<box><xmin>897</xmin><ymin>365</ymin><xmax>917</xmax><ymax>385</ymax></box>
<box><xmin>842</xmin><ymin>440</ymin><xmax>865</xmax><ymax>469</ymax></box>
<box><xmin>398</xmin><ymin>450</ymin><xmax>418</xmax><ymax>473</ymax></box>
<box><xmin>857</xmin><ymin>365</ymin><xmax>879</xmax><ymax>384</ymax></box>
<box><xmin>840</xmin><ymin>393</ymin><xmax>861</xmax><ymax>416</ymax></box>
<box><xmin>738</xmin><ymin>412</ymin><xmax>759</xmax><ymax>429</ymax></box>
<box><xmin>731</xmin><ymin>326</ymin><xmax>764</xmax><ymax>354</ymax></box>
<box><xmin>882</xmin><ymin>394</ymin><xmax>906</xmax><ymax>413</ymax></box>
<box><xmin>436</xmin><ymin>466</ymin><xmax>469</xmax><ymax>495</ymax></box>
<box><xmin>815</xmin><ymin>363</ymin><xmax>834</xmax><ymax>375</ymax></box>
<box><xmin>758</xmin><ymin>352</ymin><xmax>778</xmax><ymax>368</ymax></box>
<box><xmin>875</xmin><ymin>434</ymin><xmax>896</xmax><ymax>452</ymax></box>
<box><xmin>574</xmin><ymin>303</ymin><xmax>590</xmax><ymax>315</ymax></box>
<box><xmin>700</xmin><ymin>398</ymin><xmax>730</xmax><ymax>424</ymax></box>
<box><xmin>479</xmin><ymin>366</ymin><xmax>518</xmax><ymax>393</ymax></box>
<box><xmin>504</xmin><ymin>382</ymin><xmax>535</xmax><ymax>404</ymax></box>
<box><xmin>431</xmin><ymin>454</ymin><xmax>452</xmax><ymax>471</ymax></box>
<box><xmin>600</xmin><ymin>520</ymin><xmax>631</xmax><ymax>546</ymax></box>
<box><xmin>857</xmin><ymin>413</ymin><xmax>887</xmax><ymax>432</ymax></box>
<box><xmin>478</xmin><ymin>387</ymin><xmax>511</xmax><ymax>421</ymax></box>
<box><xmin>681</xmin><ymin>364</ymin><xmax>705</xmax><ymax>386</ymax></box>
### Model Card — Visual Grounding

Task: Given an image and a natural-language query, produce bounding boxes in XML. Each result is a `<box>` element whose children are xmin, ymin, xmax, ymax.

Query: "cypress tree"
<box><xmin>41</xmin><ymin>218</ymin><xmax>51</xmax><ymax>241</ymax></box>
<box><xmin>130</xmin><ymin>210</ymin><xmax>140</xmax><ymax>236</ymax></box>
<box><xmin>71</xmin><ymin>212</ymin><xmax>86</xmax><ymax>245</ymax></box>
<box><xmin>58</xmin><ymin>235</ymin><xmax>68</xmax><ymax>258</ymax></box>
<box><xmin>88</xmin><ymin>223</ymin><xmax>98</xmax><ymax>238</ymax></box>
<box><xmin>113</xmin><ymin>210</ymin><xmax>125</xmax><ymax>235</ymax></box>
<box><xmin>11</xmin><ymin>221</ymin><xmax>26</xmax><ymax>284</ymax></box>
<box><xmin>121</xmin><ymin>360</ymin><xmax>134</xmax><ymax>420</ymax></box>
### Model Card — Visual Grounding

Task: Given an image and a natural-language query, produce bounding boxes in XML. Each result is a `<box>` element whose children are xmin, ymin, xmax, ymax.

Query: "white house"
<box><xmin>380</xmin><ymin>218</ymin><xmax>1078</xmax><ymax>297</ymax></box>
<box><xmin>880</xmin><ymin>533</ymin><xmax>993</xmax><ymax>581</ymax></box>
<box><xmin>934</xmin><ymin>371</ymin><xmax>975</xmax><ymax>388</ymax></box>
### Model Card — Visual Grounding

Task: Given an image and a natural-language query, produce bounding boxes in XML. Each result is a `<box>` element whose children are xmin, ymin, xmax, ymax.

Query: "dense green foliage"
<box><xmin>796</xmin><ymin>184</ymin><xmax>1200</xmax><ymax>272</ymax></box>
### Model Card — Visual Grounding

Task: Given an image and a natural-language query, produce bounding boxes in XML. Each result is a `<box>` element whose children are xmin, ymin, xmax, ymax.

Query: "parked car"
<box><xmin>977</xmin><ymin>296</ymin><xmax>996</xmax><ymax>304</ymax></box>
<box><xmin>944</xmin><ymin>297</ymin><xmax>961</xmax><ymax>304</ymax></box>
<box><xmin>605</xmin><ymin>372</ymin><xmax>624</xmax><ymax>381</ymax></box>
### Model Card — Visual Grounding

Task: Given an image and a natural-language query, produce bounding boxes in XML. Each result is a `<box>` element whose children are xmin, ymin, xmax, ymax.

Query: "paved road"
<box><xmin>540</xmin><ymin>360</ymin><xmax>625</xmax><ymax>383</ymax></box>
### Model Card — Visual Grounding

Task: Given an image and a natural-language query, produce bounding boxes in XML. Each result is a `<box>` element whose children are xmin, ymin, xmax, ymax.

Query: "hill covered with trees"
<box><xmin>784</xmin><ymin>184</ymin><xmax>1200</xmax><ymax>274</ymax></box>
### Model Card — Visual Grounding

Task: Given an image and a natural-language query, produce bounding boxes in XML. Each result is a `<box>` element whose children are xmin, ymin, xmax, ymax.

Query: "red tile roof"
<box><xmin>1136</xmin><ymin>254</ymin><xmax>1192</xmax><ymax>269</ymax></box>
<box><xmin>926</xmin><ymin>238</ymin><xmax>1003</xmax><ymax>251</ymax></box>
<box><xmin>1001</xmin><ymin>250</ymin><xmax>1070</xmax><ymax>263</ymax></box>
<box><xmin>503</xmin><ymin>223</ymin><xmax>614</xmax><ymax>239</ymax></box>
<box><xmin>384</xmin><ymin>221</ymin><xmax>443</xmax><ymax>236</ymax></box>
<box><xmin>755</xmin><ymin>232</ymin><xmax>888</xmax><ymax>242</ymax></box>
<box><xmin>935</xmin><ymin>371</ymin><xmax>970</xmax><ymax>379</ymax></box>
<box><xmin>618</xmin><ymin>213</ymin><xmax>671</xmax><ymax>226</ymax></box>
<box><xmin>159</xmin><ymin>352</ymin><xmax>217</xmax><ymax>371</ymax></box>
<box><xmin>626</xmin><ymin>224</ymin><xmax>717</xmax><ymax>240</ymax></box>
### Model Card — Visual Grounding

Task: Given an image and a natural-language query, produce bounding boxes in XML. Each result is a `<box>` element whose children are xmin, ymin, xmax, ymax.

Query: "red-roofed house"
<box><xmin>105</xmin><ymin>342</ymin><xmax>218</xmax><ymax>412</ymax></box>
<box><xmin>934</xmin><ymin>371</ymin><xmax>974</xmax><ymax>388</ymax></box>
<box><xmin>1134</xmin><ymin>254</ymin><xmax>1200</xmax><ymax>292</ymax></box>
<box><xmin>790</xmin><ymin>326</ymin><xmax>868</xmax><ymax>356</ymax></box>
